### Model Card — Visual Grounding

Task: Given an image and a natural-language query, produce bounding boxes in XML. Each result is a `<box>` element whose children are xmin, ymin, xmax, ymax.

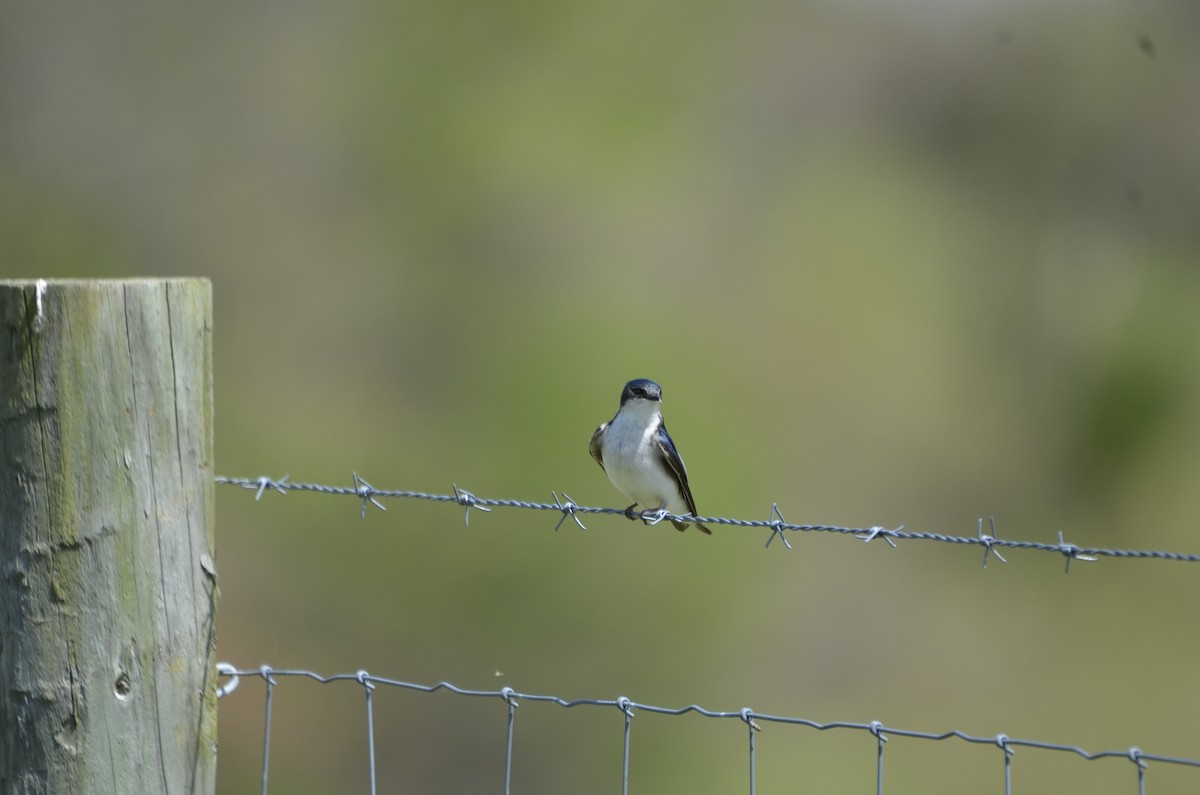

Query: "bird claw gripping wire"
<box><xmin>624</xmin><ymin>506</ymin><xmax>652</xmax><ymax>525</ymax></box>
<box><xmin>764</xmin><ymin>503</ymin><xmax>791</xmax><ymax>550</ymax></box>
<box><xmin>1056</xmin><ymin>530</ymin><xmax>1097</xmax><ymax>573</ymax></box>
<box><xmin>857</xmin><ymin>525</ymin><xmax>901</xmax><ymax>548</ymax></box>
<box><xmin>978</xmin><ymin>516</ymin><xmax>1008</xmax><ymax>569</ymax></box>
<box><xmin>452</xmin><ymin>484</ymin><xmax>491</xmax><ymax>526</ymax></box>
<box><xmin>551</xmin><ymin>491</ymin><xmax>587</xmax><ymax>532</ymax></box>
<box><xmin>352</xmin><ymin>472</ymin><xmax>387</xmax><ymax>518</ymax></box>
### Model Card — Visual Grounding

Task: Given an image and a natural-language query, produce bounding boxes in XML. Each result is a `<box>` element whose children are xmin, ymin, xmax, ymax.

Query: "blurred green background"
<box><xmin>4</xmin><ymin>1</ymin><xmax>1200</xmax><ymax>792</ymax></box>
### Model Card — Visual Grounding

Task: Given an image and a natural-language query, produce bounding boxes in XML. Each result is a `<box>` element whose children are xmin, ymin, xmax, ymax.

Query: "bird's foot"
<box><xmin>623</xmin><ymin>504</ymin><xmax>641</xmax><ymax>521</ymax></box>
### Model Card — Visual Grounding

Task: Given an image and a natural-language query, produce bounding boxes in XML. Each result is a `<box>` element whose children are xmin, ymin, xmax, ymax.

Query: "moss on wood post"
<box><xmin>0</xmin><ymin>280</ymin><xmax>217</xmax><ymax>794</ymax></box>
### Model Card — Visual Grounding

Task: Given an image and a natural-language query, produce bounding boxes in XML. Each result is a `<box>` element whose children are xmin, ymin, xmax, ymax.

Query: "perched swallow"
<box><xmin>589</xmin><ymin>378</ymin><xmax>711</xmax><ymax>534</ymax></box>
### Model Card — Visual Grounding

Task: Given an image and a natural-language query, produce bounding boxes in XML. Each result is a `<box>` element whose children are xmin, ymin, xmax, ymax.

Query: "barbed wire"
<box><xmin>214</xmin><ymin>662</ymin><xmax>1199</xmax><ymax>795</ymax></box>
<box><xmin>215</xmin><ymin>474</ymin><xmax>1200</xmax><ymax>571</ymax></box>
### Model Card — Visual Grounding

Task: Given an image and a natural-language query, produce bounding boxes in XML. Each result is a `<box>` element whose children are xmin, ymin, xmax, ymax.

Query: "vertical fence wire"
<box><xmin>1131</xmin><ymin>749</ymin><xmax>1146</xmax><ymax>795</ymax></box>
<box><xmin>618</xmin><ymin>697</ymin><xmax>634</xmax><ymax>795</ymax></box>
<box><xmin>740</xmin><ymin>707</ymin><xmax>759</xmax><ymax>795</ymax></box>
<box><xmin>998</xmin><ymin>735</ymin><xmax>1013</xmax><ymax>795</ymax></box>
<box><xmin>871</xmin><ymin>721</ymin><xmax>886</xmax><ymax>795</ymax></box>
<box><xmin>747</xmin><ymin>718</ymin><xmax>757</xmax><ymax>795</ymax></box>
<box><xmin>260</xmin><ymin>666</ymin><xmax>277</xmax><ymax>795</ymax></box>
<box><xmin>502</xmin><ymin>688</ymin><xmax>518</xmax><ymax>795</ymax></box>
<box><xmin>359</xmin><ymin>671</ymin><xmax>377</xmax><ymax>795</ymax></box>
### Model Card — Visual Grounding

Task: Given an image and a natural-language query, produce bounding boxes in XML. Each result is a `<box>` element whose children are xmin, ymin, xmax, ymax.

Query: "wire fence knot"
<box><xmin>500</xmin><ymin>686</ymin><xmax>519</xmax><ymax>708</ymax></box>
<box><xmin>356</xmin><ymin>669</ymin><xmax>375</xmax><ymax>691</ymax></box>
<box><xmin>616</xmin><ymin>696</ymin><xmax>635</xmax><ymax>718</ymax></box>
<box><xmin>869</xmin><ymin>721</ymin><xmax>888</xmax><ymax>743</ymax></box>
<box><xmin>740</xmin><ymin>707</ymin><xmax>762</xmax><ymax>732</ymax></box>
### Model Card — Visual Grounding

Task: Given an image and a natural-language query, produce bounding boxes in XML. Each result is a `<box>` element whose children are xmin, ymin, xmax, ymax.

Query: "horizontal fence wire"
<box><xmin>215</xmin><ymin>474</ymin><xmax>1200</xmax><ymax>570</ymax></box>
<box><xmin>215</xmin><ymin>663</ymin><xmax>1200</xmax><ymax>795</ymax></box>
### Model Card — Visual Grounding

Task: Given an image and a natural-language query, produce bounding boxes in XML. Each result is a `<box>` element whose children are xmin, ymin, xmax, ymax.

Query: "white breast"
<box><xmin>600</xmin><ymin>405</ymin><xmax>689</xmax><ymax>514</ymax></box>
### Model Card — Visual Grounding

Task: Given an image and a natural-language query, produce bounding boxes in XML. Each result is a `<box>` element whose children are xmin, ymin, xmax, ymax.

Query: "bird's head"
<box><xmin>619</xmin><ymin>378</ymin><xmax>663</xmax><ymax>407</ymax></box>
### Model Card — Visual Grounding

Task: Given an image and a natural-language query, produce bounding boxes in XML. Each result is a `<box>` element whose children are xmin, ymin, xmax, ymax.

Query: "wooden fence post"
<box><xmin>0</xmin><ymin>279</ymin><xmax>217</xmax><ymax>794</ymax></box>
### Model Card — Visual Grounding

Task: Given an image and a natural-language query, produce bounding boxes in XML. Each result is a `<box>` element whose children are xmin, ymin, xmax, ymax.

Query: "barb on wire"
<box><xmin>354</xmin><ymin>472</ymin><xmax>386</xmax><ymax>518</ymax></box>
<box><xmin>856</xmin><ymin>525</ymin><xmax>901</xmax><ymax>548</ymax></box>
<box><xmin>978</xmin><ymin>517</ymin><xmax>1007</xmax><ymax>570</ymax></box>
<box><xmin>453</xmin><ymin>483</ymin><xmax>492</xmax><ymax>526</ymax></box>
<box><xmin>255</xmin><ymin>475</ymin><xmax>289</xmax><ymax>500</ymax></box>
<box><xmin>764</xmin><ymin>503</ymin><xmax>790</xmax><ymax>550</ymax></box>
<box><xmin>214</xmin><ymin>474</ymin><xmax>1200</xmax><ymax>569</ymax></box>
<box><xmin>551</xmin><ymin>491</ymin><xmax>587</xmax><ymax>532</ymax></box>
<box><xmin>1057</xmin><ymin>530</ymin><xmax>1098</xmax><ymax>573</ymax></box>
<box><xmin>638</xmin><ymin>508</ymin><xmax>672</xmax><ymax>527</ymax></box>
<box><xmin>214</xmin><ymin>663</ymin><xmax>1200</xmax><ymax>789</ymax></box>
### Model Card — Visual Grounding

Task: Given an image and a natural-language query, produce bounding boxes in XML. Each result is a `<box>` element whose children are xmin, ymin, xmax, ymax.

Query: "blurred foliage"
<box><xmin>3</xmin><ymin>0</ymin><xmax>1200</xmax><ymax>792</ymax></box>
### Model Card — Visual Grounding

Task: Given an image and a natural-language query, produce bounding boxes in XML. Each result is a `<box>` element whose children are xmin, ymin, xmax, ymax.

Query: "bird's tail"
<box><xmin>673</xmin><ymin>520</ymin><xmax>712</xmax><ymax>535</ymax></box>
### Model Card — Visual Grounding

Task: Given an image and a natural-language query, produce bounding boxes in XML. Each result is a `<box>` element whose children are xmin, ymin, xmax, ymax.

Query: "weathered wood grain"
<box><xmin>1</xmin><ymin>280</ymin><xmax>217</xmax><ymax>794</ymax></box>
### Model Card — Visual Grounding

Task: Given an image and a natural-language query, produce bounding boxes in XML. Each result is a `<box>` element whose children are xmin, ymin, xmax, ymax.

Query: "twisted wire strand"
<box><xmin>215</xmin><ymin>475</ymin><xmax>1200</xmax><ymax>566</ymax></box>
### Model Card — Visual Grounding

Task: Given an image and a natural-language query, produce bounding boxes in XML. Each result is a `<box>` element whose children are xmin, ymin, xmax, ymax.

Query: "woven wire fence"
<box><xmin>215</xmin><ymin>664</ymin><xmax>1200</xmax><ymax>795</ymax></box>
<box><xmin>216</xmin><ymin>474</ymin><xmax>1200</xmax><ymax>793</ymax></box>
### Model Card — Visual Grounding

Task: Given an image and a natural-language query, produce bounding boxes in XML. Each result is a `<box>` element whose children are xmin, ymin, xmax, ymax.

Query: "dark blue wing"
<box><xmin>654</xmin><ymin>422</ymin><xmax>698</xmax><ymax>516</ymax></box>
<box><xmin>589</xmin><ymin>422</ymin><xmax>608</xmax><ymax>471</ymax></box>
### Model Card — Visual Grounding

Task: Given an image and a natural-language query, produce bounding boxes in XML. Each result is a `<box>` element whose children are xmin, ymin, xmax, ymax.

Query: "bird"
<box><xmin>589</xmin><ymin>378</ymin><xmax>711</xmax><ymax>534</ymax></box>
